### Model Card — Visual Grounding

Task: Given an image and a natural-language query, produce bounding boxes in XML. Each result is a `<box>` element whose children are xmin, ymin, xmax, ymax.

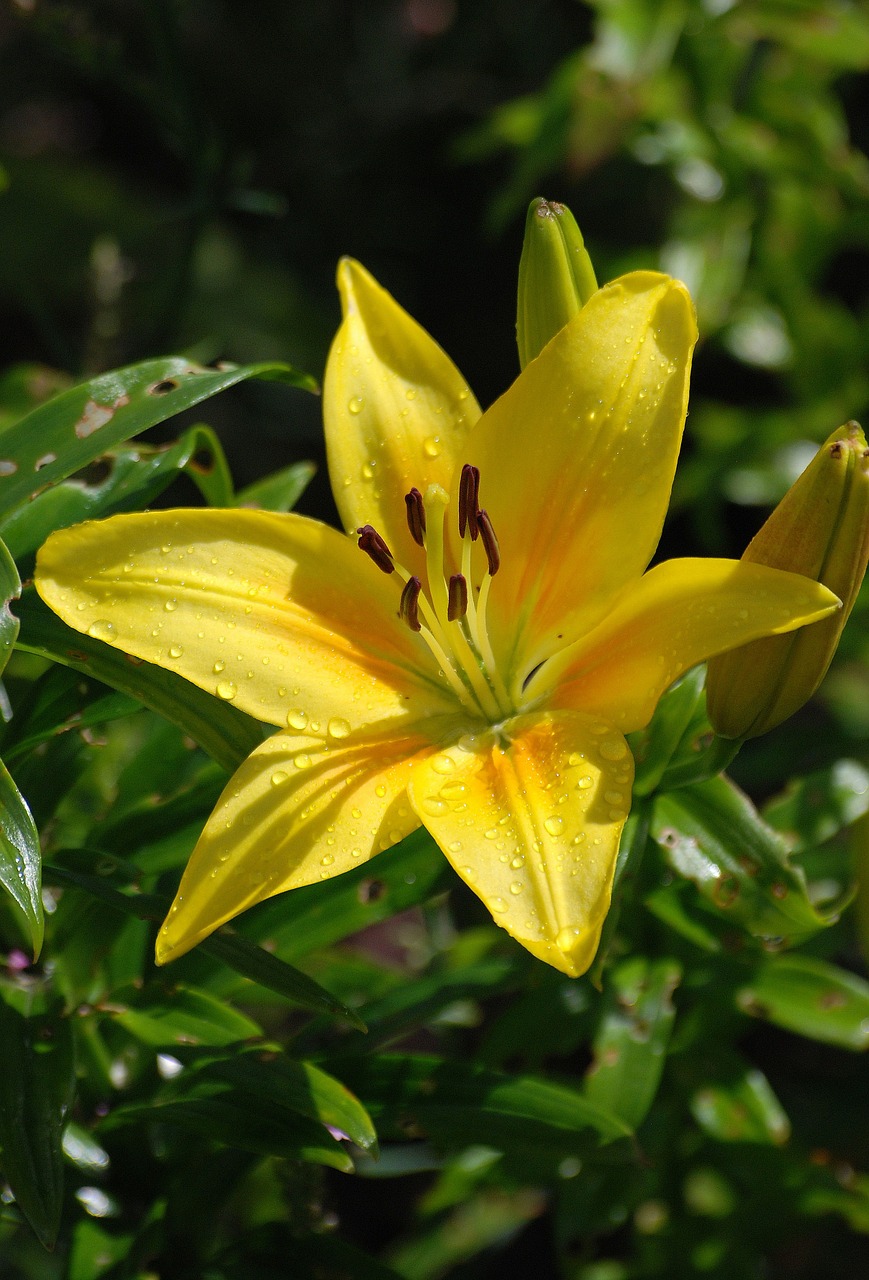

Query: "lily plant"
<box><xmin>35</xmin><ymin>262</ymin><xmax>839</xmax><ymax>976</ymax></box>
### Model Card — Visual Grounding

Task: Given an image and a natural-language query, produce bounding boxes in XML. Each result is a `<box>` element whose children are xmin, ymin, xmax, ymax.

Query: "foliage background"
<box><xmin>1</xmin><ymin>1</ymin><xmax>869</xmax><ymax>1277</ymax></box>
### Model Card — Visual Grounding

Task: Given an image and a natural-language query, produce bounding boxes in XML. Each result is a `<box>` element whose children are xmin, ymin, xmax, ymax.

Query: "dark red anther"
<box><xmin>458</xmin><ymin>464</ymin><xmax>480</xmax><ymax>541</ymax></box>
<box><xmin>477</xmin><ymin>510</ymin><xmax>500</xmax><ymax>575</ymax></box>
<box><xmin>405</xmin><ymin>487</ymin><xmax>426</xmax><ymax>546</ymax></box>
<box><xmin>357</xmin><ymin>525</ymin><xmax>394</xmax><ymax>574</ymax></box>
<box><xmin>400</xmin><ymin>576</ymin><xmax>422</xmax><ymax>631</ymax></box>
<box><xmin>447</xmin><ymin>574</ymin><xmax>468</xmax><ymax>621</ymax></box>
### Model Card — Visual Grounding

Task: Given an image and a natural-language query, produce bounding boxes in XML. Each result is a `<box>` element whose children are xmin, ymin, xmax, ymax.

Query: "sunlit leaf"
<box><xmin>0</xmin><ymin>757</ymin><xmax>43</xmax><ymax>957</ymax></box>
<box><xmin>0</xmin><ymin>356</ymin><xmax>315</xmax><ymax>516</ymax></box>
<box><xmin>234</xmin><ymin>461</ymin><xmax>317</xmax><ymax>512</ymax></box>
<box><xmin>764</xmin><ymin>760</ymin><xmax>869</xmax><ymax>852</ymax></box>
<box><xmin>690</xmin><ymin>1054</ymin><xmax>790</xmax><ymax>1146</ymax></box>
<box><xmin>736</xmin><ymin>954</ymin><xmax>869</xmax><ymax>1050</ymax></box>
<box><xmin>110</xmin><ymin>984</ymin><xmax>262</xmax><ymax>1048</ymax></box>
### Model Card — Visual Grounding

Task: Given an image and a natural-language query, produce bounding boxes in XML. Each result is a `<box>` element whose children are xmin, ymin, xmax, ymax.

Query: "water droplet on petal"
<box><xmin>216</xmin><ymin>681</ymin><xmax>237</xmax><ymax>700</ymax></box>
<box><xmin>294</xmin><ymin>752</ymin><xmax>312</xmax><ymax>769</ymax></box>
<box><xmin>327</xmin><ymin>717</ymin><xmax>351</xmax><ymax>740</ymax></box>
<box><xmin>320</xmin><ymin>853</ymin><xmax>335</xmax><ymax>866</ymax></box>
<box><xmin>511</xmin><ymin>854</ymin><xmax>525</xmax><ymax>869</ymax></box>
<box><xmin>87</xmin><ymin>620</ymin><xmax>115</xmax><ymax>640</ymax></box>
<box><xmin>375</xmin><ymin>784</ymin><xmax>387</xmax><ymax>798</ymax></box>
<box><xmin>164</xmin><ymin>599</ymin><xmax>178</xmax><ymax>612</ymax></box>
<box><xmin>544</xmin><ymin>815</ymin><xmax>565</xmax><ymax>837</ymax></box>
<box><xmin>213</xmin><ymin>660</ymin><xmax>226</xmax><ymax>674</ymax></box>
<box><xmin>448</xmin><ymin>840</ymin><xmax>462</xmax><ymax>853</ymax></box>
<box><xmin>432</xmin><ymin>754</ymin><xmax>455</xmax><ymax>774</ymax></box>
<box><xmin>168</xmin><ymin>645</ymin><xmax>183</xmax><ymax>659</ymax></box>
<box><xmin>557</xmin><ymin>926</ymin><xmax>581</xmax><ymax>952</ymax></box>
<box><xmin>423</xmin><ymin>436</ymin><xmax>441</xmax><ymax>458</ymax></box>
<box><xmin>270</xmin><ymin>771</ymin><xmax>288</xmax><ymax>786</ymax></box>
<box><xmin>600</xmin><ymin>737</ymin><xmax>628</xmax><ymax>761</ymax></box>
<box><xmin>423</xmin><ymin>796</ymin><xmax>448</xmax><ymax>816</ymax></box>
<box><xmin>490</xmin><ymin>897</ymin><xmax>508</xmax><ymax>914</ymax></box>
<box><xmin>348</xmin><ymin>397</ymin><xmax>364</xmax><ymax>415</ymax></box>
<box><xmin>287</xmin><ymin>709</ymin><xmax>308</xmax><ymax>730</ymax></box>
<box><xmin>576</xmin><ymin>775</ymin><xmax>593</xmax><ymax>790</ymax></box>
<box><xmin>509</xmin><ymin>881</ymin><xmax>523</xmax><ymax>895</ymax></box>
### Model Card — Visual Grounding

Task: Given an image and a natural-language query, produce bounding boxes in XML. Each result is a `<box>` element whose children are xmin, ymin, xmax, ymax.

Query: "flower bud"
<box><xmin>516</xmin><ymin>197</ymin><xmax>598</xmax><ymax>369</ymax></box>
<box><xmin>707</xmin><ymin>422</ymin><xmax>869</xmax><ymax>739</ymax></box>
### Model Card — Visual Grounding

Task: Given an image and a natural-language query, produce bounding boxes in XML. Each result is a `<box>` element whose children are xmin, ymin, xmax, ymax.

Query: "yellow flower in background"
<box><xmin>35</xmin><ymin>262</ymin><xmax>839</xmax><ymax>976</ymax></box>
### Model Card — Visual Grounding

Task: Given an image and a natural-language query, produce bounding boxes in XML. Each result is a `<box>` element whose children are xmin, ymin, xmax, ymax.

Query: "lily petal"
<box><xmin>156</xmin><ymin>722</ymin><xmax>451</xmax><ymax>962</ymax></box>
<box><xmin>36</xmin><ymin>508</ymin><xmax>456</xmax><ymax>730</ymax></box>
<box><xmin>464</xmin><ymin>271</ymin><xmax>697</xmax><ymax>685</ymax></box>
<box><xmin>324</xmin><ymin>258</ymin><xmax>481</xmax><ymax>558</ymax></box>
<box><xmin>406</xmin><ymin>711</ymin><xmax>633</xmax><ymax>977</ymax></box>
<box><xmin>540</xmin><ymin>558</ymin><xmax>841</xmax><ymax>733</ymax></box>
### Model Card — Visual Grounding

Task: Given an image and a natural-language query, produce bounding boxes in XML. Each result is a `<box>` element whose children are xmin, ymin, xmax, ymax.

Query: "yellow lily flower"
<box><xmin>35</xmin><ymin>263</ymin><xmax>840</xmax><ymax>977</ymax></box>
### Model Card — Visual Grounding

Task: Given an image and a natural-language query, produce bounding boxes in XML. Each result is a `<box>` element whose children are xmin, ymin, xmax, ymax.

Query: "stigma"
<box><xmin>357</xmin><ymin>465</ymin><xmax>511</xmax><ymax>721</ymax></box>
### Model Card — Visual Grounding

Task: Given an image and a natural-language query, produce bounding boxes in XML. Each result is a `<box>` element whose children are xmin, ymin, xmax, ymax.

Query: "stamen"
<box><xmin>357</xmin><ymin>525</ymin><xmax>394</xmax><ymax>574</ymax></box>
<box><xmin>458</xmin><ymin>464</ymin><xmax>480</xmax><ymax>541</ymax></box>
<box><xmin>477</xmin><ymin>509</ymin><xmax>501</xmax><ymax>575</ymax></box>
<box><xmin>405</xmin><ymin>488</ymin><xmax>426</xmax><ymax>546</ymax></box>
<box><xmin>447</xmin><ymin>574</ymin><xmax>468</xmax><ymax>621</ymax></box>
<box><xmin>400</xmin><ymin>576</ymin><xmax>422</xmax><ymax>631</ymax></box>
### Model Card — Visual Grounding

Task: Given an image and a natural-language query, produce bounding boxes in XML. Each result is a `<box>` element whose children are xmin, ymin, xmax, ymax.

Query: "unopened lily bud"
<box><xmin>516</xmin><ymin>197</ymin><xmax>598</xmax><ymax>369</ymax></box>
<box><xmin>707</xmin><ymin>422</ymin><xmax>869</xmax><ymax>739</ymax></box>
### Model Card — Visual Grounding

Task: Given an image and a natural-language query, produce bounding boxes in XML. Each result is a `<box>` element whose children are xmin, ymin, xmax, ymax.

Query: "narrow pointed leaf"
<box><xmin>0</xmin><ymin>998</ymin><xmax>74</xmax><ymax>1249</ymax></box>
<box><xmin>110</xmin><ymin>985</ymin><xmax>262</xmax><ymax>1048</ymax></box>
<box><xmin>690</xmin><ymin>1055</ymin><xmax>790</xmax><ymax>1145</ymax></box>
<box><xmin>0</xmin><ymin>757</ymin><xmax>43</xmax><ymax>956</ymax></box>
<box><xmin>584</xmin><ymin>956</ymin><xmax>681</xmax><ymax>1128</ymax></box>
<box><xmin>763</xmin><ymin>759</ymin><xmax>869</xmax><ymax>852</ymax></box>
<box><xmin>0</xmin><ymin>356</ymin><xmax>315</xmax><ymax>516</ymax></box>
<box><xmin>736</xmin><ymin>954</ymin><xmax>869</xmax><ymax>1049</ymax></box>
<box><xmin>0</xmin><ymin>535</ymin><xmax>20</xmax><ymax>677</ymax></box>
<box><xmin>15</xmin><ymin>589</ymin><xmax>262</xmax><ymax>773</ymax></box>
<box><xmin>235</xmin><ymin>460</ymin><xmax>317</xmax><ymax>512</ymax></box>
<box><xmin>652</xmin><ymin>775</ymin><xmax>837</xmax><ymax>941</ymax></box>
<box><xmin>0</xmin><ymin>424</ymin><xmax>234</xmax><ymax>562</ymax></box>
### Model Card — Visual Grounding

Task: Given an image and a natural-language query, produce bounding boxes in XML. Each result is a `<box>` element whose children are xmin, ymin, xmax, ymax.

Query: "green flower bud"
<box><xmin>707</xmin><ymin>422</ymin><xmax>869</xmax><ymax>739</ymax></box>
<box><xmin>516</xmin><ymin>197</ymin><xmax>598</xmax><ymax>369</ymax></box>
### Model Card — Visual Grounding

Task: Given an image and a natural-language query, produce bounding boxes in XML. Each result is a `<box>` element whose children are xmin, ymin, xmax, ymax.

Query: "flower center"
<box><xmin>357</xmin><ymin>464</ymin><xmax>512</xmax><ymax>722</ymax></box>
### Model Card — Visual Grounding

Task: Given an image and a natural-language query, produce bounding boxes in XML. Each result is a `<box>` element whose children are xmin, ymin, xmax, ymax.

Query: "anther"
<box><xmin>405</xmin><ymin>488</ymin><xmax>426</xmax><ymax>546</ymax></box>
<box><xmin>459</xmin><ymin>464</ymin><xmax>480</xmax><ymax>541</ymax></box>
<box><xmin>477</xmin><ymin>510</ymin><xmax>501</xmax><ymax>575</ymax></box>
<box><xmin>357</xmin><ymin>525</ymin><xmax>394</xmax><ymax>574</ymax></box>
<box><xmin>447</xmin><ymin>574</ymin><xmax>468</xmax><ymax>621</ymax></box>
<box><xmin>400</xmin><ymin>576</ymin><xmax>422</xmax><ymax>631</ymax></box>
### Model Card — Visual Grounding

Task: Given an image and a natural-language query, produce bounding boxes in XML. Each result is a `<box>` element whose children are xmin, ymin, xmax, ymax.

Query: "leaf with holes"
<box><xmin>0</xmin><ymin>356</ymin><xmax>315</xmax><ymax>516</ymax></box>
<box><xmin>0</xmin><ymin>424</ymin><xmax>234</xmax><ymax>563</ymax></box>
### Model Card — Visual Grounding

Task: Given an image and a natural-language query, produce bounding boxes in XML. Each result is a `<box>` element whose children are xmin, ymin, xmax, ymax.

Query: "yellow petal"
<box><xmin>324</xmin><ymin>258</ymin><xmax>481</xmax><ymax>557</ymax></box>
<box><xmin>541</xmin><ymin>558</ymin><xmax>841</xmax><ymax>733</ymax></box>
<box><xmin>36</xmin><ymin>508</ymin><xmax>457</xmax><ymax>730</ymax></box>
<box><xmin>156</xmin><ymin>722</ymin><xmax>450</xmax><ymax>962</ymax></box>
<box><xmin>406</xmin><ymin>711</ymin><xmax>633</xmax><ymax>977</ymax></box>
<box><xmin>464</xmin><ymin>272</ymin><xmax>697</xmax><ymax>684</ymax></box>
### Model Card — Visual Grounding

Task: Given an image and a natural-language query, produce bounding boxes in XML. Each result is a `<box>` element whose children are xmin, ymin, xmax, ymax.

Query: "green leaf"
<box><xmin>584</xmin><ymin>956</ymin><xmax>681</xmax><ymax>1129</ymax></box>
<box><xmin>234</xmin><ymin>461</ymin><xmax>317</xmax><ymax>512</ymax></box>
<box><xmin>589</xmin><ymin>801</ymin><xmax>652</xmax><ymax>985</ymax></box>
<box><xmin>652</xmin><ymin>775</ymin><xmax>838</xmax><ymax>942</ymax></box>
<box><xmin>736</xmin><ymin>954</ymin><xmax>869</xmax><ymax>1050</ymax></box>
<box><xmin>630</xmin><ymin>666</ymin><xmax>707</xmax><ymax>797</ymax></box>
<box><xmin>0</xmin><ymin>534</ymin><xmax>20</xmax><ymax>678</ymax></box>
<box><xmin>0</xmin><ymin>355</ymin><xmax>315</xmax><ymax>516</ymax></box>
<box><xmin>764</xmin><ymin>760</ymin><xmax>869</xmax><ymax>852</ymax></box>
<box><xmin>0</xmin><ymin>756</ymin><xmax>43</xmax><ymax>957</ymax></box>
<box><xmin>1</xmin><ymin>665</ymin><xmax>140</xmax><ymax>767</ymax></box>
<box><xmin>41</xmin><ymin>865</ymin><xmax>365</xmax><ymax>1030</ymax></box>
<box><xmin>331</xmin><ymin>1054</ymin><xmax>631</xmax><ymax>1177</ymax></box>
<box><xmin>0</xmin><ymin>997</ymin><xmax>74</xmax><ymax>1249</ymax></box>
<box><xmin>174</xmin><ymin>1050</ymin><xmax>378</xmax><ymax>1152</ymax></box>
<box><xmin>690</xmin><ymin>1055</ymin><xmax>790</xmax><ymax>1146</ymax></box>
<box><xmin>15</xmin><ymin>588</ymin><xmax>262</xmax><ymax>773</ymax></box>
<box><xmin>0</xmin><ymin>424</ymin><xmax>235</xmax><ymax>563</ymax></box>
<box><xmin>110</xmin><ymin>984</ymin><xmax>262</xmax><ymax>1048</ymax></box>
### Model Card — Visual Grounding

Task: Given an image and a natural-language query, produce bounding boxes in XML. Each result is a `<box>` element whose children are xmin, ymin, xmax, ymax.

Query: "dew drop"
<box><xmin>461</xmin><ymin>865</ymin><xmax>477</xmax><ymax>883</ymax></box>
<box><xmin>327</xmin><ymin>717</ymin><xmax>351</xmax><ymax>740</ymax></box>
<box><xmin>294</xmin><ymin>752</ymin><xmax>312</xmax><ymax>769</ymax></box>
<box><xmin>600</xmin><ymin>737</ymin><xmax>627</xmax><ymax>761</ymax></box>
<box><xmin>287</xmin><ymin>709</ymin><xmax>308</xmax><ymax>730</ymax></box>
<box><xmin>270</xmin><ymin>771</ymin><xmax>288</xmax><ymax>786</ymax></box>
<box><xmin>544</xmin><ymin>815</ymin><xmax>565</xmax><ymax>837</ymax></box>
<box><xmin>86</xmin><ymin>620</ymin><xmax>115</xmax><ymax>640</ymax></box>
<box><xmin>439</xmin><ymin>781</ymin><xmax>466</xmax><ymax>800</ymax></box>
<box><xmin>423</xmin><ymin>436</ymin><xmax>441</xmax><ymax>458</ymax></box>
<box><xmin>490</xmin><ymin>897</ymin><xmax>508</xmax><ymax>914</ymax></box>
<box><xmin>509</xmin><ymin>881</ymin><xmax>524</xmax><ymax>895</ymax></box>
<box><xmin>168</xmin><ymin>645</ymin><xmax>183</xmax><ymax>659</ymax></box>
<box><xmin>604</xmin><ymin>790</ymin><xmax>624</xmax><ymax>805</ymax></box>
<box><xmin>511</xmin><ymin>855</ymin><xmax>525</xmax><ymax>869</ymax></box>
<box><xmin>448</xmin><ymin>840</ymin><xmax>462</xmax><ymax>853</ymax></box>
<box><xmin>432</xmin><ymin>754</ymin><xmax>455</xmax><ymax>774</ymax></box>
<box><xmin>423</xmin><ymin>796</ymin><xmax>448</xmax><ymax>817</ymax></box>
<box><xmin>213</xmin><ymin>660</ymin><xmax>226</xmax><ymax>674</ymax></box>
<box><xmin>320</xmin><ymin>853</ymin><xmax>335</xmax><ymax>867</ymax></box>
<box><xmin>405</xmin><ymin>387</ymin><xmax>417</xmax><ymax>401</ymax></box>
<box><xmin>348</xmin><ymin>397</ymin><xmax>364</xmax><ymax>415</ymax></box>
<box><xmin>361</xmin><ymin>462</ymin><xmax>375</xmax><ymax>479</ymax></box>
<box><xmin>164</xmin><ymin>599</ymin><xmax>178</xmax><ymax>612</ymax></box>
<box><xmin>557</xmin><ymin>926</ymin><xmax>581</xmax><ymax>952</ymax></box>
<box><xmin>576</xmin><ymin>775</ymin><xmax>594</xmax><ymax>790</ymax></box>
<box><xmin>216</xmin><ymin>680</ymin><xmax>237</xmax><ymax>700</ymax></box>
<box><xmin>568</xmin><ymin>752</ymin><xmax>584</xmax><ymax>767</ymax></box>
<box><xmin>351</xmin><ymin>848</ymin><xmax>362</xmax><ymax>858</ymax></box>
<box><xmin>375</xmin><ymin>784</ymin><xmax>387</xmax><ymax>797</ymax></box>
